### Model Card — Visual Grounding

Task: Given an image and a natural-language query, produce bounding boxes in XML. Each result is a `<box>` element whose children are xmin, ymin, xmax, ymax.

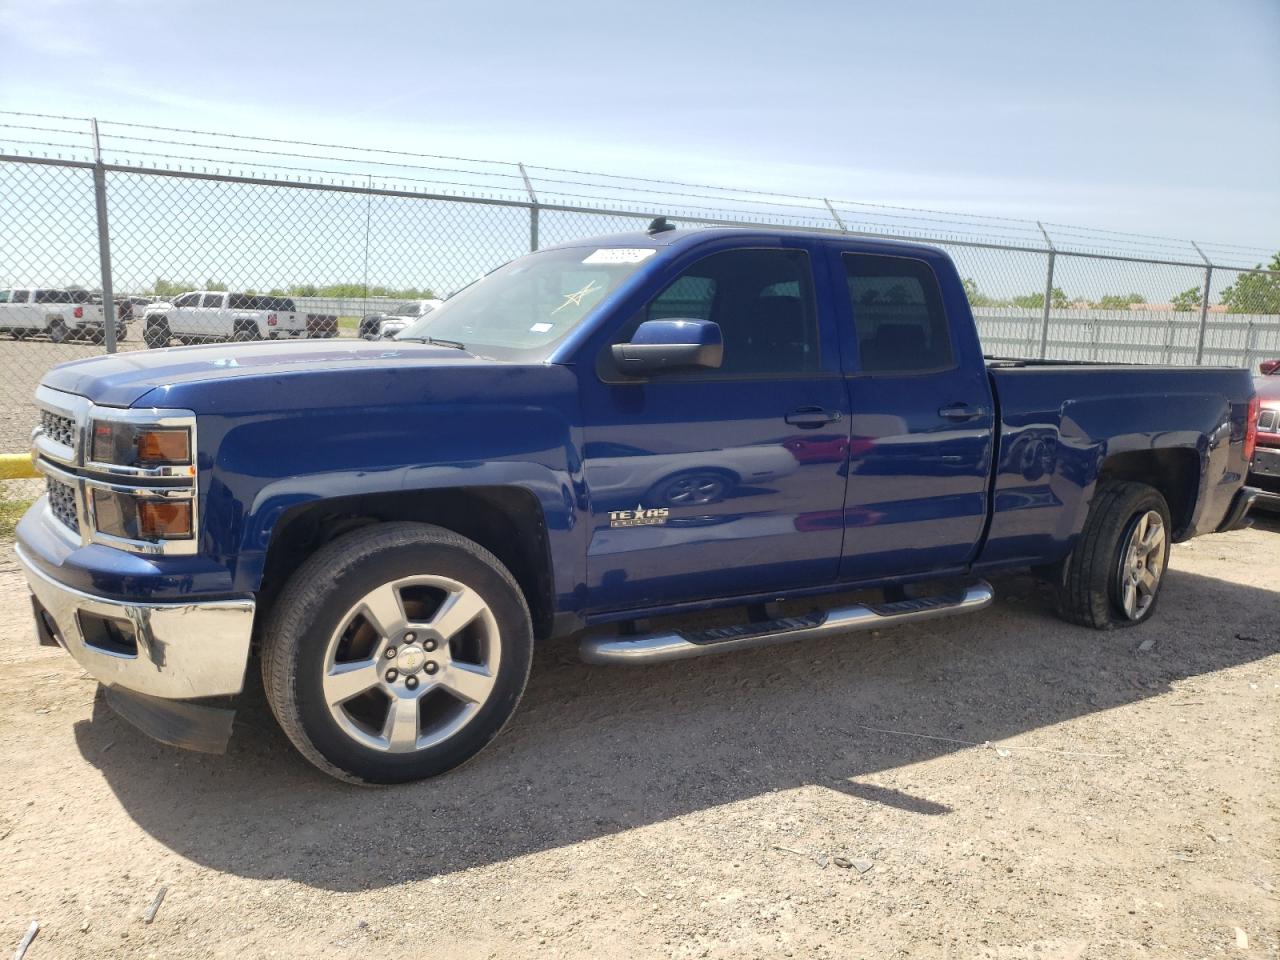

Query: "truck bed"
<box><xmin>977</xmin><ymin>361</ymin><xmax>1255</xmax><ymax>571</ymax></box>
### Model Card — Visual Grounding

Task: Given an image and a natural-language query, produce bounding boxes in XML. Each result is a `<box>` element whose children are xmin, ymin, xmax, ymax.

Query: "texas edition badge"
<box><xmin>609</xmin><ymin>504</ymin><xmax>670</xmax><ymax>528</ymax></box>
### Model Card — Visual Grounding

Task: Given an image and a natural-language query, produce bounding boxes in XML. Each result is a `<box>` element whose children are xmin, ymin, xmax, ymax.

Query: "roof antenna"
<box><xmin>647</xmin><ymin>216</ymin><xmax>676</xmax><ymax>234</ymax></box>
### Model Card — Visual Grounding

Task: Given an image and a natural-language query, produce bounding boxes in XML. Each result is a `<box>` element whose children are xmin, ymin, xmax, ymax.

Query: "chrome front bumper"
<box><xmin>16</xmin><ymin>543</ymin><xmax>255</xmax><ymax>700</ymax></box>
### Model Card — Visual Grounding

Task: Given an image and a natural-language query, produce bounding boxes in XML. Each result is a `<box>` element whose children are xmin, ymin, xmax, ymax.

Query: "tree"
<box><xmin>962</xmin><ymin>277</ymin><xmax>1000</xmax><ymax>307</ymax></box>
<box><xmin>1219</xmin><ymin>252</ymin><xmax>1280</xmax><ymax>314</ymax></box>
<box><xmin>1011</xmin><ymin>287</ymin><xmax>1068</xmax><ymax>309</ymax></box>
<box><xmin>1093</xmin><ymin>293</ymin><xmax>1146</xmax><ymax>310</ymax></box>
<box><xmin>1170</xmin><ymin>287</ymin><xmax>1202</xmax><ymax>312</ymax></box>
<box><xmin>152</xmin><ymin>278</ymin><xmax>192</xmax><ymax>297</ymax></box>
<box><xmin>205</xmin><ymin>279</ymin><xmax>227</xmax><ymax>291</ymax></box>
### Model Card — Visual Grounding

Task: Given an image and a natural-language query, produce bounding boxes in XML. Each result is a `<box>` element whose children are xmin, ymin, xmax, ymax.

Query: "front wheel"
<box><xmin>261</xmin><ymin>522</ymin><xmax>534</xmax><ymax>784</ymax></box>
<box><xmin>1053</xmin><ymin>481</ymin><xmax>1171</xmax><ymax>629</ymax></box>
<box><xmin>144</xmin><ymin>320</ymin><xmax>170</xmax><ymax>348</ymax></box>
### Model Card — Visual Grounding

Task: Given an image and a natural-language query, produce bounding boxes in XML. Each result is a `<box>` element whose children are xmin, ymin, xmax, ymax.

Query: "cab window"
<box><xmin>628</xmin><ymin>248</ymin><xmax>819</xmax><ymax>377</ymax></box>
<box><xmin>842</xmin><ymin>253</ymin><xmax>954</xmax><ymax>374</ymax></box>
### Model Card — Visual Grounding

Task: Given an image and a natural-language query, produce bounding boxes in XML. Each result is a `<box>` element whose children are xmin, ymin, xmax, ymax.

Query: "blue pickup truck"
<box><xmin>17</xmin><ymin>223</ymin><xmax>1260</xmax><ymax>783</ymax></box>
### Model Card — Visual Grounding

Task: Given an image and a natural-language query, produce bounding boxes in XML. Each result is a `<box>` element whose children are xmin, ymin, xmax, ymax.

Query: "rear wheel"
<box><xmin>231</xmin><ymin>324</ymin><xmax>259</xmax><ymax>342</ymax></box>
<box><xmin>47</xmin><ymin>319</ymin><xmax>69</xmax><ymax>344</ymax></box>
<box><xmin>1053</xmin><ymin>481</ymin><xmax>1171</xmax><ymax>629</ymax></box>
<box><xmin>261</xmin><ymin>522</ymin><xmax>534</xmax><ymax>784</ymax></box>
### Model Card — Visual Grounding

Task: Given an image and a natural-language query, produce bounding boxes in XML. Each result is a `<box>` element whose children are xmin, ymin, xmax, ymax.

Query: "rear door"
<box><xmin>828</xmin><ymin>246</ymin><xmax>995</xmax><ymax>581</ymax></box>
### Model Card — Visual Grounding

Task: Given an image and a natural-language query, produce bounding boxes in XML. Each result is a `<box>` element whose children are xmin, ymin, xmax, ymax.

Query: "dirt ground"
<box><xmin>1</xmin><ymin>516</ymin><xmax>1277</xmax><ymax>960</ymax></box>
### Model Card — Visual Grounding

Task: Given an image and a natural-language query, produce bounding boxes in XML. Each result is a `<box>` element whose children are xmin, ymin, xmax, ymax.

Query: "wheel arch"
<box><xmin>1097</xmin><ymin>447</ymin><xmax>1201</xmax><ymax>540</ymax></box>
<box><xmin>256</xmin><ymin>485</ymin><xmax>558</xmax><ymax>640</ymax></box>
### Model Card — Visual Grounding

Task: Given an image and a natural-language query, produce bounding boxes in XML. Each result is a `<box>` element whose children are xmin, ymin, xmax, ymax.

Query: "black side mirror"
<box><xmin>611</xmin><ymin>319</ymin><xmax>723</xmax><ymax>375</ymax></box>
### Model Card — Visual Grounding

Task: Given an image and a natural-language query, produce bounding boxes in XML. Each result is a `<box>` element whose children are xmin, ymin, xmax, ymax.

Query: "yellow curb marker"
<box><xmin>0</xmin><ymin>452</ymin><xmax>39</xmax><ymax>480</ymax></box>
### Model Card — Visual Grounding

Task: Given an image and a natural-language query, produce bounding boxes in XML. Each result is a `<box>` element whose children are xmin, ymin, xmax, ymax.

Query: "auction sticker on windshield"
<box><xmin>583</xmin><ymin>248</ymin><xmax>656</xmax><ymax>264</ymax></box>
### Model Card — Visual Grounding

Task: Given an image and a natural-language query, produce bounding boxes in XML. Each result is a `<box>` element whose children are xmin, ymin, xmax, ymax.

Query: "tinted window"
<box><xmin>173</xmin><ymin>293</ymin><xmax>199</xmax><ymax>307</ymax></box>
<box><xmin>69</xmin><ymin>290</ymin><xmax>91</xmax><ymax>303</ymax></box>
<box><xmin>228</xmin><ymin>293</ymin><xmax>251</xmax><ymax>309</ymax></box>
<box><xmin>35</xmin><ymin>289</ymin><xmax>72</xmax><ymax>304</ymax></box>
<box><xmin>843</xmin><ymin>254</ymin><xmax>954</xmax><ymax>374</ymax></box>
<box><xmin>633</xmin><ymin>248</ymin><xmax>819</xmax><ymax>376</ymax></box>
<box><xmin>12</xmin><ymin>290</ymin><xmax>29</xmax><ymax>303</ymax></box>
<box><xmin>201</xmin><ymin>293</ymin><xmax>225</xmax><ymax>308</ymax></box>
<box><xmin>648</xmin><ymin>275</ymin><xmax>716</xmax><ymax>321</ymax></box>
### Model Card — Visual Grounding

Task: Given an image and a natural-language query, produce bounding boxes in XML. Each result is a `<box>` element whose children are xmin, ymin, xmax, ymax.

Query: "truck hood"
<box><xmin>42</xmin><ymin>339</ymin><xmax>490</xmax><ymax>407</ymax></box>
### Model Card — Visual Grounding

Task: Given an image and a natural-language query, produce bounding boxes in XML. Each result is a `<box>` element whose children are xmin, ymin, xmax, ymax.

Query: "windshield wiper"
<box><xmin>398</xmin><ymin>335</ymin><xmax>467</xmax><ymax>350</ymax></box>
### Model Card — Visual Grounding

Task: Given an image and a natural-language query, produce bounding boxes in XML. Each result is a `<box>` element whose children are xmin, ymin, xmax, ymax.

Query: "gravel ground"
<box><xmin>0</xmin><ymin>517</ymin><xmax>1277</xmax><ymax>960</ymax></box>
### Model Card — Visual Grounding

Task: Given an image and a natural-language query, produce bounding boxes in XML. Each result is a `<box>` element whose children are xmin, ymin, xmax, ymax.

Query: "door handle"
<box><xmin>938</xmin><ymin>404</ymin><xmax>986</xmax><ymax>422</ymax></box>
<box><xmin>785</xmin><ymin>407</ymin><xmax>842</xmax><ymax>429</ymax></box>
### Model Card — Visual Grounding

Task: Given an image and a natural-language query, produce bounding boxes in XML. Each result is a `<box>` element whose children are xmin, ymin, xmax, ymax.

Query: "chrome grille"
<box><xmin>46</xmin><ymin>476</ymin><xmax>79</xmax><ymax>534</ymax></box>
<box><xmin>41</xmin><ymin>409</ymin><xmax>76</xmax><ymax>449</ymax></box>
<box><xmin>1260</xmin><ymin>409</ymin><xmax>1278</xmax><ymax>433</ymax></box>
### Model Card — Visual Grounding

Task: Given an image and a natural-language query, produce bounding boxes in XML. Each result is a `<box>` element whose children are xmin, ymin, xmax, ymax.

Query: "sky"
<box><xmin>0</xmin><ymin>0</ymin><xmax>1277</xmax><ymax>255</ymax></box>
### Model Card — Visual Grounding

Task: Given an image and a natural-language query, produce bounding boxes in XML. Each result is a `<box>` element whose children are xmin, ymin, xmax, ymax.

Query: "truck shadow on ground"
<box><xmin>73</xmin><ymin>565</ymin><xmax>1278</xmax><ymax>892</ymax></box>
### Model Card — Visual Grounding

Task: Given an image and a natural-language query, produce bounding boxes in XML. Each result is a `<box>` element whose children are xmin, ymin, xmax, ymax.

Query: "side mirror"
<box><xmin>611</xmin><ymin>319</ymin><xmax>723</xmax><ymax>375</ymax></box>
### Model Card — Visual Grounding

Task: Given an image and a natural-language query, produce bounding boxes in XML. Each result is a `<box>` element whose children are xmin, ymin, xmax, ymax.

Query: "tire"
<box><xmin>261</xmin><ymin>522</ymin><xmax>534</xmax><ymax>784</ymax></box>
<box><xmin>231</xmin><ymin>325</ymin><xmax>259</xmax><ymax>342</ymax></box>
<box><xmin>1054</xmin><ymin>481</ymin><xmax>1172</xmax><ymax>630</ymax></box>
<box><xmin>116</xmin><ymin>325</ymin><xmax>128</xmax><ymax>342</ymax></box>
<box><xmin>86</xmin><ymin>328</ymin><xmax>104</xmax><ymax>345</ymax></box>
<box><xmin>144</xmin><ymin>320</ymin><xmax>170</xmax><ymax>349</ymax></box>
<box><xmin>47</xmin><ymin>319</ymin><xmax>69</xmax><ymax>344</ymax></box>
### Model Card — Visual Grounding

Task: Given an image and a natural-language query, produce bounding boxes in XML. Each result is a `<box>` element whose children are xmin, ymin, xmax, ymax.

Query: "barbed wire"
<box><xmin>1</xmin><ymin>108</ymin><xmax>1275</xmax><ymax>265</ymax></box>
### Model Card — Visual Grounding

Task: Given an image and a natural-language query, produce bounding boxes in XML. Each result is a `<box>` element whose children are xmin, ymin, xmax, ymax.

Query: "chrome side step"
<box><xmin>579</xmin><ymin>581</ymin><xmax>994</xmax><ymax>665</ymax></box>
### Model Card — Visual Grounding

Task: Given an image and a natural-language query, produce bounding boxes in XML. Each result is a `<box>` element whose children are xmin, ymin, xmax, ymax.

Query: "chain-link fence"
<box><xmin>1</xmin><ymin>111</ymin><xmax>1277</xmax><ymax>452</ymax></box>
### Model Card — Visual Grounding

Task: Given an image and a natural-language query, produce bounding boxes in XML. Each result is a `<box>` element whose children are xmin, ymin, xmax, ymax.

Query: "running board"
<box><xmin>579</xmin><ymin>581</ymin><xmax>994</xmax><ymax>665</ymax></box>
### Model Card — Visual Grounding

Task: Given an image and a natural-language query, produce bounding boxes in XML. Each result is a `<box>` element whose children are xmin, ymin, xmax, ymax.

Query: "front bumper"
<box><xmin>1248</xmin><ymin>445</ymin><xmax>1280</xmax><ymax>511</ymax></box>
<box><xmin>16</xmin><ymin>542</ymin><xmax>255</xmax><ymax>700</ymax></box>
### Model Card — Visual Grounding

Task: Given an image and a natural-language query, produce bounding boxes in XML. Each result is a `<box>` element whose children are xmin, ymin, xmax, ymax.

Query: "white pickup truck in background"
<box><xmin>0</xmin><ymin>288</ymin><xmax>119</xmax><ymax>343</ymax></box>
<box><xmin>143</xmin><ymin>291</ymin><xmax>309</xmax><ymax>346</ymax></box>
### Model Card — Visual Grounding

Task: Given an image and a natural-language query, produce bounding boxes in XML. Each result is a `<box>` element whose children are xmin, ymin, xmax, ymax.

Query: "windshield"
<box><xmin>395</xmin><ymin>245</ymin><xmax>657</xmax><ymax>360</ymax></box>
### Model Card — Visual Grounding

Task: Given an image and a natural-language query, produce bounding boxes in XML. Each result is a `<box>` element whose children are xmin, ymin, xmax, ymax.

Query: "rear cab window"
<box><xmin>201</xmin><ymin>293</ymin><xmax>226</xmax><ymax>308</ymax></box>
<box><xmin>842</xmin><ymin>253</ymin><xmax>954</xmax><ymax>375</ymax></box>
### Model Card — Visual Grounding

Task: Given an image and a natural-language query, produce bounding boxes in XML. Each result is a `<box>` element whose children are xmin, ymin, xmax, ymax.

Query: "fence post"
<box><xmin>1191</xmin><ymin>242</ymin><xmax>1212</xmax><ymax>365</ymax></box>
<box><xmin>823</xmin><ymin>198</ymin><xmax>847</xmax><ymax>233</ymax></box>
<box><xmin>518</xmin><ymin>163</ymin><xmax>539</xmax><ymax>251</ymax></box>
<box><xmin>90</xmin><ymin>119</ymin><xmax>117</xmax><ymax>354</ymax></box>
<box><xmin>1036</xmin><ymin>222</ymin><xmax>1055</xmax><ymax>359</ymax></box>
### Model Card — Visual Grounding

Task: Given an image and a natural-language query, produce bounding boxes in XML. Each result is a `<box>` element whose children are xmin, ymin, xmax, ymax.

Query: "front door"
<box><xmin>830</xmin><ymin>248</ymin><xmax>995</xmax><ymax>581</ymax></box>
<box><xmin>581</xmin><ymin>243</ymin><xmax>852</xmax><ymax>612</ymax></box>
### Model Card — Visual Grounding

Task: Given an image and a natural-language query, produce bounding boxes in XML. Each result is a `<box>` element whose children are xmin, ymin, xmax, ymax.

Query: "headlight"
<box><xmin>91</xmin><ymin>420</ymin><xmax>192</xmax><ymax>469</ymax></box>
<box><xmin>91</xmin><ymin>490</ymin><xmax>193</xmax><ymax>541</ymax></box>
